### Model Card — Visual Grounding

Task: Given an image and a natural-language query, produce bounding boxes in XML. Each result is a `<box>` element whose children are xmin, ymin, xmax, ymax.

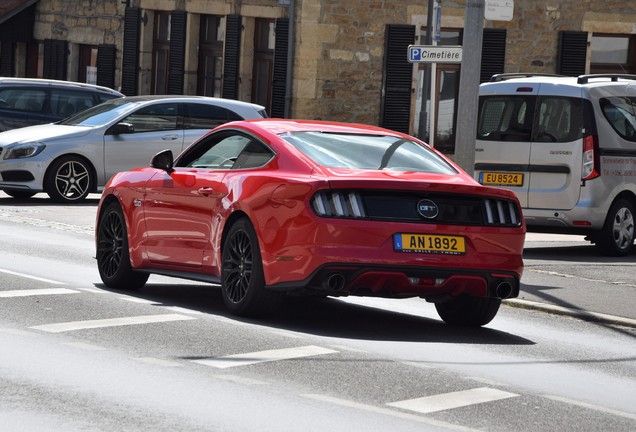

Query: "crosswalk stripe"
<box><xmin>387</xmin><ymin>387</ymin><xmax>518</xmax><ymax>414</ymax></box>
<box><xmin>29</xmin><ymin>314</ymin><xmax>195</xmax><ymax>333</ymax></box>
<box><xmin>0</xmin><ymin>268</ymin><xmax>66</xmax><ymax>285</ymax></box>
<box><xmin>192</xmin><ymin>345</ymin><xmax>338</xmax><ymax>369</ymax></box>
<box><xmin>0</xmin><ymin>288</ymin><xmax>79</xmax><ymax>297</ymax></box>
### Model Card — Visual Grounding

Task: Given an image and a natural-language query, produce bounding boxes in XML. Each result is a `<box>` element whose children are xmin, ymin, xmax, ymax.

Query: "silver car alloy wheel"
<box><xmin>54</xmin><ymin>159</ymin><xmax>91</xmax><ymax>201</ymax></box>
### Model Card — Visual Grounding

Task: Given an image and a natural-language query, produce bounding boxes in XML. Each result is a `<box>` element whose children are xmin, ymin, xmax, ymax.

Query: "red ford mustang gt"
<box><xmin>96</xmin><ymin>119</ymin><xmax>525</xmax><ymax>326</ymax></box>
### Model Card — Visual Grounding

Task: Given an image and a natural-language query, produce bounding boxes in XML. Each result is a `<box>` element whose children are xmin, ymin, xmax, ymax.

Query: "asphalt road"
<box><xmin>1</xmin><ymin>192</ymin><xmax>635</xmax><ymax>431</ymax></box>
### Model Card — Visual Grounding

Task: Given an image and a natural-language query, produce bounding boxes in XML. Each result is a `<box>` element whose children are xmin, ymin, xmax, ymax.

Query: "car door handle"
<box><xmin>197</xmin><ymin>187</ymin><xmax>225</xmax><ymax>198</ymax></box>
<box><xmin>161</xmin><ymin>134</ymin><xmax>179</xmax><ymax>141</ymax></box>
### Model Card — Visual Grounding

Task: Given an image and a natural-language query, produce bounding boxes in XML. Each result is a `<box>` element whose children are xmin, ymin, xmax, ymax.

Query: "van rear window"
<box><xmin>477</xmin><ymin>95</ymin><xmax>584</xmax><ymax>143</ymax></box>
<box><xmin>600</xmin><ymin>97</ymin><xmax>636</xmax><ymax>141</ymax></box>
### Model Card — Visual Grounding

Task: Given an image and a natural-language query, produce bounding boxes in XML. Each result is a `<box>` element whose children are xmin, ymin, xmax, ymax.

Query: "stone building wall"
<box><xmin>25</xmin><ymin>0</ymin><xmax>636</xmax><ymax>125</ymax></box>
<box><xmin>33</xmin><ymin>0</ymin><xmax>125</xmax><ymax>82</ymax></box>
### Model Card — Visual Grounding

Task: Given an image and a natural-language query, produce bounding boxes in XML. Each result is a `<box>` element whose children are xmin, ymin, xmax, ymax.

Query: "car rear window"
<box><xmin>282</xmin><ymin>131</ymin><xmax>457</xmax><ymax>174</ymax></box>
<box><xmin>477</xmin><ymin>95</ymin><xmax>585</xmax><ymax>143</ymax></box>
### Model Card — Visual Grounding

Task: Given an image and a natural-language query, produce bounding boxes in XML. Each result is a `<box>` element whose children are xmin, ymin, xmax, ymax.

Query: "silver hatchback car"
<box><xmin>0</xmin><ymin>95</ymin><xmax>267</xmax><ymax>203</ymax></box>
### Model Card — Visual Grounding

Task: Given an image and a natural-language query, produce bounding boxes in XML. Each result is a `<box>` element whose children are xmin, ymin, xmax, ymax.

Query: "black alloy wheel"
<box><xmin>96</xmin><ymin>201</ymin><xmax>148</xmax><ymax>289</ymax></box>
<box><xmin>221</xmin><ymin>218</ymin><xmax>283</xmax><ymax>316</ymax></box>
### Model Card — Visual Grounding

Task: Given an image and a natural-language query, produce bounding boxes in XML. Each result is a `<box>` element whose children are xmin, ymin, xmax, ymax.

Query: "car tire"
<box><xmin>221</xmin><ymin>217</ymin><xmax>284</xmax><ymax>317</ymax></box>
<box><xmin>3</xmin><ymin>190</ymin><xmax>36</xmax><ymax>199</ymax></box>
<box><xmin>44</xmin><ymin>155</ymin><xmax>93</xmax><ymax>203</ymax></box>
<box><xmin>96</xmin><ymin>201</ymin><xmax>149</xmax><ymax>289</ymax></box>
<box><xmin>435</xmin><ymin>295</ymin><xmax>501</xmax><ymax>327</ymax></box>
<box><xmin>595</xmin><ymin>198</ymin><xmax>635</xmax><ymax>257</ymax></box>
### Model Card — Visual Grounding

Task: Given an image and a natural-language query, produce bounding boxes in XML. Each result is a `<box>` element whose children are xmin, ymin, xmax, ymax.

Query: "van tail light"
<box><xmin>581</xmin><ymin>134</ymin><xmax>600</xmax><ymax>181</ymax></box>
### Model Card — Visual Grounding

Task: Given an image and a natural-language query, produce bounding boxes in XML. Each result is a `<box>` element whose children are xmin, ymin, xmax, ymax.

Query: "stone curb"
<box><xmin>503</xmin><ymin>299</ymin><xmax>636</xmax><ymax>329</ymax></box>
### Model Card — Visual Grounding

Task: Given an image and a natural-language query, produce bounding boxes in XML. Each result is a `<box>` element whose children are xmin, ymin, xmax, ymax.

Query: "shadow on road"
<box><xmin>523</xmin><ymin>244</ymin><xmax>636</xmax><ymax>264</ymax></box>
<box><xmin>0</xmin><ymin>194</ymin><xmax>100</xmax><ymax>207</ymax></box>
<box><xmin>94</xmin><ymin>281</ymin><xmax>535</xmax><ymax>346</ymax></box>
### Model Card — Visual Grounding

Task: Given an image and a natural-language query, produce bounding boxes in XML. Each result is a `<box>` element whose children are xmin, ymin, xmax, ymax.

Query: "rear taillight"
<box><xmin>581</xmin><ymin>134</ymin><xmax>600</xmax><ymax>181</ymax></box>
<box><xmin>311</xmin><ymin>191</ymin><xmax>367</xmax><ymax>218</ymax></box>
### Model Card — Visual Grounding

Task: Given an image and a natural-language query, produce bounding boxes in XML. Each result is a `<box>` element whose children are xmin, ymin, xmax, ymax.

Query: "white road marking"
<box><xmin>216</xmin><ymin>374</ymin><xmax>269</xmax><ymax>385</ymax></box>
<box><xmin>63</xmin><ymin>342</ymin><xmax>108</xmax><ymax>351</ymax></box>
<box><xmin>400</xmin><ymin>361</ymin><xmax>435</xmax><ymax>369</ymax></box>
<box><xmin>192</xmin><ymin>345</ymin><xmax>338</xmax><ymax>369</ymax></box>
<box><xmin>134</xmin><ymin>357</ymin><xmax>183</xmax><ymax>367</ymax></box>
<box><xmin>302</xmin><ymin>394</ymin><xmax>480</xmax><ymax>432</ymax></box>
<box><xmin>162</xmin><ymin>306</ymin><xmax>204</xmax><ymax>315</ymax></box>
<box><xmin>543</xmin><ymin>395</ymin><xmax>636</xmax><ymax>421</ymax></box>
<box><xmin>0</xmin><ymin>268</ymin><xmax>66</xmax><ymax>285</ymax></box>
<box><xmin>0</xmin><ymin>288</ymin><xmax>79</xmax><ymax>298</ymax></box>
<box><xmin>79</xmin><ymin>288</ymin><xmax>110</xmax><ymax>294</ymax></box>
<box><xmin>29</xmin><ymin>313</ymin><xmax>195</xmax><ymax>333</ymax></box>
<box><xmin>387</xmin><ymin>387</ymin><xmax>518</xmax><ymax>414</ymax></box>
<box><xmin>118</xmin><ymin>297</ymin><xmax>158</xmax><ymax>304</ymax></box>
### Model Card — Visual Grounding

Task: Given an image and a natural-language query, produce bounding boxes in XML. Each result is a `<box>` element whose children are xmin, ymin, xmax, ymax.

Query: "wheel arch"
<box><xmin>96</xmin><ymin>193</ymin><xmax>141</xmax><ymax>267</ymax></box>
<box><xmin>220</xmin><ymin>210</ymin><xmax>251</xmax><ymax>253</ymax></box>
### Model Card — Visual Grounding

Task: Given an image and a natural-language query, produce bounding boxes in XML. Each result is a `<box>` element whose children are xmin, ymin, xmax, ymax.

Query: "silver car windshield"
<box><xmin>57</xmin><ymin>98</ymin><xmax>139</xmax><ymax>127</ymax></box>
<box><xmin>281</xmin><ymin>131</ymin><xmax>457</xmax><ymax>174</ymax></box>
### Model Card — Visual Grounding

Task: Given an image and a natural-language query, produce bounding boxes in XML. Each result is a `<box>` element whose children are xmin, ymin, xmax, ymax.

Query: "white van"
<box><xmin>474</xmin><ymin>73</ymin><xmax>636</xmax><ymax>256</ymax></box>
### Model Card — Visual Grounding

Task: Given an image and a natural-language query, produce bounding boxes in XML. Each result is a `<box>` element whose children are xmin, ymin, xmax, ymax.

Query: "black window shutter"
<box><xmin>168</xmin><ymin>10</ymin><xmax>186</xmax><ymax>95</ymax></box>
<box><xmin>557</xmin><ymin>31</ymin><xmax>588</xmax><ymax>76</ymax></box>
<box><xmin>121</xmin><ymin>7</ymin><xmax>141</xmax><ymax>95</ymax></box>
<box><xmin>380</xmin><ymin>24</ymin><xmax>415</xmax><ymax>133</ymax></box>
<box><xmin>480</xmin><ymin>28</ymin><xmax>506</xmax><ymax>83</ymax></box>
<box><xmin>222</xmin><ymin>14</ymin><xmax>242</xmax><ymax>100</ymax></box>
<box><xmin>271</xmin><ymin>18</ymin><xmax>289</xmax><ymax>118</ymax></box>
<box><xmin>0</xmin><ymin>42</ymin><xmax>15</xmax><ymax>76</ymax></box>
<box><xmin>96</xmin><ymin>44</ymin><xmax>116</xmax><ymax>89</ymax></box>
<box><xmin>43</xmin><ymin>39</ymin><xmax>68</xmax><ymax>80</ymax></box>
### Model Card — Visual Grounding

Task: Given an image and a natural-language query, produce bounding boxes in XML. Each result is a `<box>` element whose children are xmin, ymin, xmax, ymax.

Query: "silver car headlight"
<box><xmin>3</xmin><ymin>142</ymin><xmax>46</xmax><ymax>160</ymax></box>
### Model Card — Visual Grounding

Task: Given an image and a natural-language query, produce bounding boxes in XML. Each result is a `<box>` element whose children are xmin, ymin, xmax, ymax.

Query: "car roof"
<box><xmin>121</xmin><ymin>95</ymin><xmax>265</xmax><ymax>111</ymax></box>
<box><xmin>242</xmin><ymin>118</ymin><xmax>408</xmax><ymax>137</ymax></box>
<box><xmin>0</xmin><ymin>77</ymin><xmax>123</xmax><ymax>96</ymax></box>
<box><xmin>483</xmin><ymin>73</ymin><xmax>636</xmax><ymax>90</ymax></box>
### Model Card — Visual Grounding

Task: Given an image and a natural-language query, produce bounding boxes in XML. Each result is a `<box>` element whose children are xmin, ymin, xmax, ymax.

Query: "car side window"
<box><xmin>177</xmin><ymin>132</ymin><xmax>273</xmax><ymax>169</ymax></box>
<box><xmin>123</xmin><ymin>103</ymin><xmax>179</xmax><ymax>133</ymax></box>
<box><xmin>50</xmin><ymin>90</ymin><xmax>99</xmax><ymax>117</ymax></box>
<box><xmin>600</xmin><ymin>97</ymin><xmax>636</xmax><ymax>141</ymax></box>
<box><xmin>0</xmin><ymin>88</ymin><xmax>46</xmax><ymax>113</ymax></box>
<box><xmin>183</xmin><ymin>103</ymin><xmax>243</xmax><ymax>129</ymax></box>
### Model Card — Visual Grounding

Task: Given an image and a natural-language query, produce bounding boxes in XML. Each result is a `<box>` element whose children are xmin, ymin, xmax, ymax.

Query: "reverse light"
<box><xmin>581</xmin><ymin>134</ymin><xmax>600</xmax><ymax>181</ymax></box>
<box><xmin>3</xmin><ymin>142</ymin><xmax>46</xmax><ymax>160</ymax></box>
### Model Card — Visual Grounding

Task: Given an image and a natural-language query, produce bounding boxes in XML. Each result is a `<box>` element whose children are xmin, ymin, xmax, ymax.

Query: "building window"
<box><xmin>26</xmin><ymin>42</ymin><xmax>44</xmax><ymax>78</ymax></box>
<box><xmin>590</xmin><ymin>34</ymin><xmax>636</xmax><ymax>74</ymax></box>
<box><xmin>78</xmin><ymin>45</ymin><xmax>98</xmax><ymax>84</ymax></box>
<box><xmin>197</xmin><ymin>15</ymin><xmax>225</xmax><ymax>97</ymax></box>
<box><xmin>251</xmin><ymin>19</ymin><xmax>275</xmax><ymax>112</ymax></box>
<box><xmin>152</xmin><ymin>12</ymin><xmax>171</xmax><ymax>94</ymax></box>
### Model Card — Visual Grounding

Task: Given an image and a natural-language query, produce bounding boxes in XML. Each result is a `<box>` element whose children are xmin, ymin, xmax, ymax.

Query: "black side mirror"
<box><xmin>107</xmin><ymin>122</ymin><xmax>134</xmax><ymax>135</ymax></box>
<box><xmin>151</xmin><ymin>149</ymin><xmax>174</xmax><ymax>173</ymax></box>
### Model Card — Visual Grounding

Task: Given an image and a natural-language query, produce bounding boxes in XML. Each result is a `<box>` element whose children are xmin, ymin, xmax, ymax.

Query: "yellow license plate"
<box><xmin>480</xmin><ymin>172</ymin><xmax>524</xmax><ymax>186</ymax></box>
<box><xmin>393</xmin><ymin>233</ymin><xmax>465</xmax><ymax>255</ymax></box>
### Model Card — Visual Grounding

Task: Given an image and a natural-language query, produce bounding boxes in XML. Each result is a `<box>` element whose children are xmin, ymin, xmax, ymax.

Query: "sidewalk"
<box><xmin>504</xmin><ymin>232</ymin><xmax>636</xmax><ymax>329</ymax></box>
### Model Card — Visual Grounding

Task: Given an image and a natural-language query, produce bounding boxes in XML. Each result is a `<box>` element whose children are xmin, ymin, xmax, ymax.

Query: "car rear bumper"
<box><xmin>267</xmin><ymin>263</ymin><xmax>520</xmax><ymax>301</ymax></box>
<box><xmin>260</xmin><ymin>220</ymin><xmax>525</xmax><ymax>300</ymax></box>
